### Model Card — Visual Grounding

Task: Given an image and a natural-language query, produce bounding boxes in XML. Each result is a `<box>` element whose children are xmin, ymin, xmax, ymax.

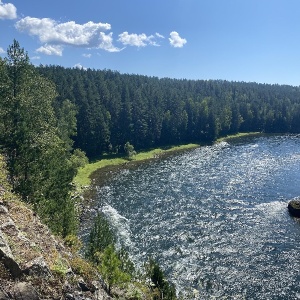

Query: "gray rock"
<box><xmin>1</xmin><ymin>220</ymin><xmax>18</xmax><ymax>236</ymax></box>
<box><xmin>0</xmin><ymin>289</ymin><xmax>9</xmax><ymax>300</ymax></box>
<box><xmin>13</xmin><ymin>282</ymin><xmax>40</xmax><ymax>300</ymax></box>
<box><xmin>71</xmin><ymin>291</ymin><xmax>84</xmax><ymax>300</ymax></box>
<box><xmin>0</xmin><ymin>230</ymin><xmax>22</xmax><ymax>278</ymax></box>
<box><xmin>94</xmin><ymin>288</ymin><xmax>112</xmax><ymax>300</ymax></box>
<box><xmin>91</xmin><ymin>282</ymin><xmax>112</xmax><ymax>300</ymax></box>
<box><xmin>23</xmin><ymin>256</ymin><xmax>52</xmax><ymax>278</ymax></box>
<box><xmin>0</xmin><ymin>206</ymin><xmax>8</xmax><ymax>214</ymax></box>
<box><xmin>65</xmin><ymin>294</ymin><xmax>75</xmax><ymax>300</ymax></box>
<box><xmin>78</xmin><ymin>278</ymin><xmax>90</xmax><ymax>292</ymax></box>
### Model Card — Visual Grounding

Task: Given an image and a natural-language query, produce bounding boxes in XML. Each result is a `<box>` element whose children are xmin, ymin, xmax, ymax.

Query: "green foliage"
<box><xmin>0</xmin><ymin>155</ymin><xmax>11</xmax><ymax>192</ymax></box>
<box><xmin>55</xmin><ymin>99</ymin><xmax>77</xmax><ymax>150</ymax></box>
<box><xmin>64</xmin><ymin>234</ymin><xmax>83</xmax><ymax>253</ymax></box>
<box><xmin>118</xmin><ymin>247</ymin><xmax>135</xmax><ymax>277</ymax></box>
<box><xmin>86</xmin><ymin>214</ymin><xmax>135</xmax><ymax>294</ymax></box>
<box><xmin>69</xmin><ymin>256</ymin><xmax>97</xmax><ymax>281</ymax></box>
<box><xmin>86</xmin><ymin>212</ymin><xmax>116</xmax><ymax>260</ymax></box>
<box><xmin>124</xmin><ymin>141</ymin><xmax>136</xmax><ymax>158</ymax></box>
<box><xmin>70</xmin><ymin>148</ymin><xmax>89</xmax><ymax>169</ymax></box>
<box><xmin>145</xmin><ymin>258</ymin><xmax>177</xmax><ymax>300</ymax></box>
<box><xmin>0</xmin><ymin>41</ymin><xmax>79</xmax><ymax>237</ymax></box>
<box><xmin>96</xmin><ymin>244</ymin><xmax>131</xmax><ymax>295</ymax></box>
<box><xmin>50</xmin><ymin>257</ymin><xmax>70</xmax><ymax>279</ymax></box>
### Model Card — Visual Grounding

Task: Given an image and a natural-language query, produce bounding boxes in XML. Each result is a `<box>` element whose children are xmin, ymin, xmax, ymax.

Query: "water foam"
<box><xmin>101</xmin><ymin>204</ymin><xmax>133</xmax><ymax>249</ymax></box>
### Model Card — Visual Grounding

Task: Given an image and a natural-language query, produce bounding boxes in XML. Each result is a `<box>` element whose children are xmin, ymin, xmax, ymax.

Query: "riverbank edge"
<box><xmin>74</xmin><ymin>132</ymin><xmax>261</xmax><ymax>191</ymax></box>
<box><xmin>74</xmin><ymin>143</ymin><xmax>200</xmax><ymax>189</ymax></box>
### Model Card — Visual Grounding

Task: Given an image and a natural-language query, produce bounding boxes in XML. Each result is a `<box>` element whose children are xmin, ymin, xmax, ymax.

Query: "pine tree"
<box><xmin>98</xmin><ymin>244</ymin><xmax>131</xmax><ymax>295</ymax></box>
<box><xmin>0</xmin><ymin>40</ymin><xmax>78</xmax><ymax>236</ymax></box>
<box><xmin>86</xmin><ymin>213</ymin><xmax>116</xmax><ymax>259</ymax></box>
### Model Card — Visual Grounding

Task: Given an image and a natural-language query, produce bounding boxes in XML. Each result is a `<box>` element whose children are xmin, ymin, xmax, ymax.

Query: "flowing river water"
<box><xmin>83</xmin><ymin>134</ymin><xmax>300</xmax><ymax>299</ymax></box>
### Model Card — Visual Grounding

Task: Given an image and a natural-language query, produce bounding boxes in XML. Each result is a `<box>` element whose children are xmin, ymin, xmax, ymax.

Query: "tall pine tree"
<box><xmin>0</xmin><ymin>40</ymin><xmax>78</xmax><ymax>236</ymax></box>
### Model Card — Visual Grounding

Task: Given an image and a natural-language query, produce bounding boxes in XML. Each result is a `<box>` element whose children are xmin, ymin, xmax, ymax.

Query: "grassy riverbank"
<box><xmin>74</xmin><ymin>143</ymin><xmax>199</xmax><ymax>188</ymax></box>
<box><xmin>216</xmin><ymin>132</ymin><xmax>261</xmax><ymax>143</ymax></box>
<box><xmin>74</xmin><ymin>132</ymin><xmax>261</xmax><ymax>189</ymax></box>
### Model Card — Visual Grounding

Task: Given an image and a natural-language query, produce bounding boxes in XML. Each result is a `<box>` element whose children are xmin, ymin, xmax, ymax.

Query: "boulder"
<box><xmin>288</xmin><ymin>199</ymin><xmax>300</xmax><ymax>218</ymax></box>
<box><xmin>78</xmin><ymin>278</ymin><xmax>91</xmax><ymax>292</ymax></box>
<box><xmin>0</xmin><ymin>230</ymin><xmax>22</xmax><ymax>278</ymax></box>
<box><xmin>13</xmin><ymin>282</ymin><xmax>40</xmax><ymax>300</ymax></box>
<box><xmin>23</xmin><ymin>256</ymin><xmax>52</xmax><ymax>278</ymax></box>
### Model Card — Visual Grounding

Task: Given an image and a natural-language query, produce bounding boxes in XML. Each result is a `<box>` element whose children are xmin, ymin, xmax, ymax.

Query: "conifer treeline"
<box><xmin>0</xmin><ymin>41</ymin><xmax>87</xmax><ymax>236</ymax></box>
<box><xmin>38</xmin><ymin>65</ymin><xmax>300</xmax><ymax>158</ymax></box>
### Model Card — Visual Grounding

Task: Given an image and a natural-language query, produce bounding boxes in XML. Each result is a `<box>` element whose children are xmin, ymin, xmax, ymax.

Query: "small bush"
<box><xmin>124</xmin><ymin>142</ymin><xmax>136</xmax><ymax>159</ymax></box>
<box><xmin>70</xmin><ymin>256</ymin><xmax>97</xmax><ymax>281</ymax></box>
<box><xmin>64</xmin><ymin>234</ymin><xmax>82</xmax><ymax>253</ymax></box>
<box><xmin>50</xmin><ymin>258</ymin><xmax>70</xmax><ymax>279</ymax></box>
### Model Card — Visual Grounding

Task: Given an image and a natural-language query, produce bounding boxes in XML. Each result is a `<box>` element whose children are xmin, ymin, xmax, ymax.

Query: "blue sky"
<box><xmin>1</xmin><ymin>0</ymin><xmax>300</xmax><ymax>86</ymax></box>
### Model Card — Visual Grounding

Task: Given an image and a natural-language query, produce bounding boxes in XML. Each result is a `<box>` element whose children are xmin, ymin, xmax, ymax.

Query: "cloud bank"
<box><xmin>0</xmin><ymin>0</ymin><xmax>17</xmax><ymax>20</ymax></box>
<box><xmin>12</xmin><ymin>10</ymin><xmax>187</xmax><ymax>56</ymax></box>
<box><xmin>15</xmin><ymin>17</ymin><xmax>122</xmax><ymax>55</ymax></box>
<box><xmin>169</xmin><ymin>31</ymin><xmax>187</xmax><ymax>48</ymax></box>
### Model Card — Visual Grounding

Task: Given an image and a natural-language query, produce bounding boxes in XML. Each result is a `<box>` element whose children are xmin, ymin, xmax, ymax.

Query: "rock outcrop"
<box><xmin>288</xmin><ymin>199</ymin><xmax>300</xmax><ymax>218</ymax></box>
<box><xmin>0</xmin><ymin>155</ymin><xmax>111</xmax><ymax>300</ymax></box>
<box><xmin>0</xmin><ymin>196</ymin><xmax>114</xmax><ymax>299</ymax></box>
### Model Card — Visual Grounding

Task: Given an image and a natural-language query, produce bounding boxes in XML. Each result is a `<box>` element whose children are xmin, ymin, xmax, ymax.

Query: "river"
<box><xmin>87</xmin><ymin>134</ymin><xmax>300</xmax><ymax>299</ymax></box>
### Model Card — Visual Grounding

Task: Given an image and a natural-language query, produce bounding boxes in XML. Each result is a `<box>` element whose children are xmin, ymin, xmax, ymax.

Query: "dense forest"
<box><xmin>37</xmin><ymin>65</ymin><xmax>300</xmax><ymax>158</ymax></box>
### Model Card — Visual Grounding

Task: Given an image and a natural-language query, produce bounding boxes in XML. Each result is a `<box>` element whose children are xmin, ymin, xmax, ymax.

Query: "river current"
<box><xmin>91</xmin><ymin>135</ymin><xmax>300</xmax><ymax>299</ymax></box>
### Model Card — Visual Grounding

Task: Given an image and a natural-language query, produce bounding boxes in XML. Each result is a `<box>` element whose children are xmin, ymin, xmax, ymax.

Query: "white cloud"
<box><xmin>0</xmin><ymin>47</ymin><xmax>5</xmax><ymax>54</ymax></box>
<box><xmin>15</xmin><ymin>17</ymin><xmax>119</xmax><ymax>55</ymax></box>
<box><xmin>16</xmin><ymin>17</ymin><xmax>111</xmax><ymax>45</ymax></box>
<box><xmin>169</xmin><ymin>31</ymin><xmax>187</xmax><ymax>48</ymax></box>
<box><xmin>73</xmin><ymin>63</ymin><xmax>87</xmax><ymax>70</ymax></box>
<box><xmin>36</xmin><ymin>44</ymin><xmax>63</xmax><ymax>56</ymax></box>
<box><xmin>0</xmin><ymin>0</ymin><xmax>17</xmax><ymax>20</ymax></box>
<box><xmin>147</xmin><ymin>35</ymin><xmax>161</xmax><ymax>47</ymax></box>
<box><xmin>31</xmin><ymin>56</ymin><xmax>40</xmax><ymax>60</ymax></box>
<box><xmin>155</xmin><ymin>32</ymin><xmax>165</xmax><ymax>39</ymax></box>
<box><xmin>118</xmin><ymin>32</ymin><xmax>148</xmax><ymax>47</ymax></box>
<box><xmin>82</xmin><ymin>53</ymin><xmax>91</xmax><ymax>58</ymax></box>
<box><xmin>118</xmin><ymin>31</ymin><xmax>164</xmax><ymax>48</ymax></box>
<box><xmin>99</xmin><ymin>32</ymin><xmax>123</xmax><ymax>52</ymax></box>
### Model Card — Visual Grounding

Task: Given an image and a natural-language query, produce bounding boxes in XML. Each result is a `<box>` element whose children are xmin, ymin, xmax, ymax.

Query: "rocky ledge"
<box><xmin>0</xmin><ymin>193</ymin><xmax>111</xmax><ymax>300</ymax></box>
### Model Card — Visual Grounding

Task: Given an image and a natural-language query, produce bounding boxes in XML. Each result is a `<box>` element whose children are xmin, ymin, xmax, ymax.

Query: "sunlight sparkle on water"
<box><xmin>87</xmin><ymin>135</ymin><xmax>300</xmax><ymax>299</ymax></box>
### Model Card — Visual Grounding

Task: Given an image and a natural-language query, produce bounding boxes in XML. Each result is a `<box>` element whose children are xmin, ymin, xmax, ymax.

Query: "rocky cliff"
<box><xmin>0</xmin><ymin>155</ymin><xmax>111</xmax><ymax>300</ymax></box>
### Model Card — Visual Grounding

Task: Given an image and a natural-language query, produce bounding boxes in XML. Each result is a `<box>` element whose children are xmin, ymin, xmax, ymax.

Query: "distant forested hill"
<box><xmin>37</xmin><ymin>66</ymin><xmax>300</xmax><ymax>158</ymax></box>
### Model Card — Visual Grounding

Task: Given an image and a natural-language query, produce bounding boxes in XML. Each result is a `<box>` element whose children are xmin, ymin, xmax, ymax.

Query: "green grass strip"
<box><xmin>216</xmin><ymin>132</ymin><xmax>261</xmax><ymax>143</ymax></box>
<box><xmin>74</xmin><ymin>143</ymin><xmax>199</xmax><ymax>188</ymax></box>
